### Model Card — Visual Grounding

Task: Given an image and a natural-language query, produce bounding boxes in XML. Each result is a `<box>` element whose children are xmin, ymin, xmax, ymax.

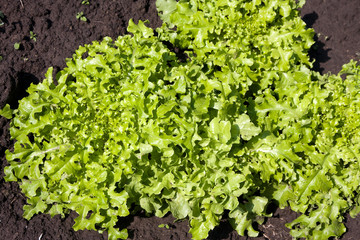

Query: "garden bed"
<box><xmin>0</xmin><ymin>0</ymin><xmax>360</xmax><ymax>239</ymax></box>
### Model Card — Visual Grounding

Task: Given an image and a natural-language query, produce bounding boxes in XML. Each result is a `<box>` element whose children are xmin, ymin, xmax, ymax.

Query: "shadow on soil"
<box><xmin>302</xmin><ymin>12</ymin><xmax>331</xmax><ymax>74</ymax></box>
<box><xmin>8</xmin><ymin>72</ymin><xmax>39</xmax><ymax>109</ymax></box>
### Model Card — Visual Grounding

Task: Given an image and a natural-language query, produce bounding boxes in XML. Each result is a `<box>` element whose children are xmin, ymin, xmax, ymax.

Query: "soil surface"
<box><xmin>0</xmin><ymin>0</ymin><xmax>359</xmax><ymax>239</ymax></box>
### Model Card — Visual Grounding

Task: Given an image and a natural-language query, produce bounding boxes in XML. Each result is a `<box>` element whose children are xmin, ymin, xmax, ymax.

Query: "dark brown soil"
<box><xmin>0</xmin><ymin>0</ymin><xmax>359</xmax><ymax>239</ymax></box>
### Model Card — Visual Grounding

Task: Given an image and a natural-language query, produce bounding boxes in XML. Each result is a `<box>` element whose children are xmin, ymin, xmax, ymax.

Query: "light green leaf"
<box><xmin>170</xmin><ymin>193</ymin><xmax>191</xmax><ymax>219</ymax></box>
<box><xmin>235</xmin><ymin>114</ymin><xmax>261</xmax><ymax>141</ymax></box>
<box><xmin>0</xmin><ymin>104</ymin><xmax>13</xmax><ymax>119</ymax></box>
<box><xmin>156</xmin><ymin>0</ymin><xmax>177</xmax><ymax>26</ymax></box>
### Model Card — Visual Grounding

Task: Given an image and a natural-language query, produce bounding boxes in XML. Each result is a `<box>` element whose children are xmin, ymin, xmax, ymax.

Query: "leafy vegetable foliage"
<box><xmin>1</xmin><ymin>0</ymin><xmax>360</xmax><ymax>239</ymax></box>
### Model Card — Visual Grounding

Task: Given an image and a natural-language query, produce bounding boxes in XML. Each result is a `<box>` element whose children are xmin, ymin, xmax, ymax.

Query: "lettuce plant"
<box><xmin>1</xmin><ymin>0</ymin><xmax>360</xmax><ymax>239</ymax></box>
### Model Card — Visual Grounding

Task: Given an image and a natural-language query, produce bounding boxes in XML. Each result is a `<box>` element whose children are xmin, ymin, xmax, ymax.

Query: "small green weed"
<box><xmin>30</xmin><ymin>31</ymin><xmax>37</xmax><ymax>42</ymax></box>
<box><xmin>14</xmin><ymin>42</ymin><xmax>21</xmax><ymax>50</ymax></box>
<box><xmin>76</xmin><ymin>12</ymin><xmax>87</xmax><ymax>22</ymax></box>
<box><xmin>158</xmin><ymin>224</ymin><xmax>170</xmax><ymax>229</ymax></box>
